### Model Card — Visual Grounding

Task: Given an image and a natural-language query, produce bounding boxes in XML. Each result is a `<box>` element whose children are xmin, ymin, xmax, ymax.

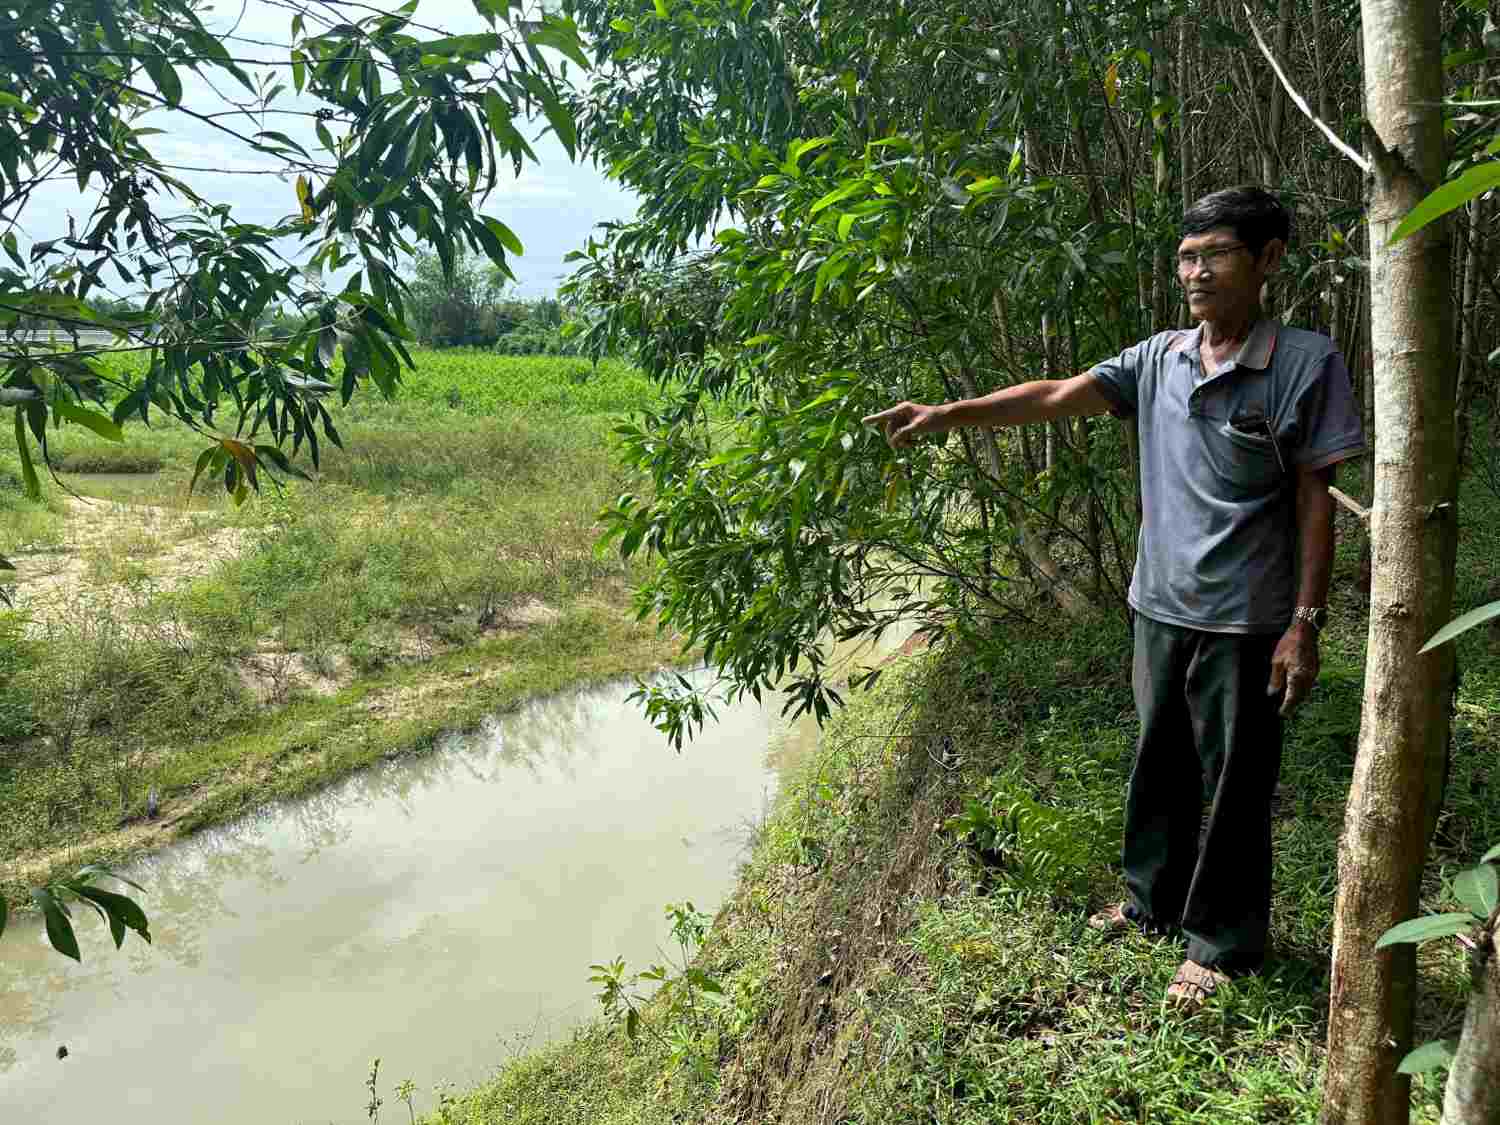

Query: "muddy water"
<box><xmin>0</xmin><ymin>671</ymin><xmax>844</xmax><ymax>1124</ymax></box>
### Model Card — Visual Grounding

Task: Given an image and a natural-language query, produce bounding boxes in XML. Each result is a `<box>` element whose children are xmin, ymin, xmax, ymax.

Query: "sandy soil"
<box><xmin>7</xmin><ymin>496</ymin><xmax>246</xmax><ymax>632</ymax></box>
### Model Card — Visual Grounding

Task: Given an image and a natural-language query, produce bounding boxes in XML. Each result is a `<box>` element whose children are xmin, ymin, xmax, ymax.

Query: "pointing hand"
<box><xmin>862</xmin><ymin>402</ymin><xmax>938</xmax><ymax>450</ymax></box>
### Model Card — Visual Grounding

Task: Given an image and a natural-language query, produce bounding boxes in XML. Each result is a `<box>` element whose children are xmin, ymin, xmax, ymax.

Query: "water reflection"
<box><xmin>0</xmin><ymin>670</ymin><xmax>819</xmax><ymax>1124</ymax></box>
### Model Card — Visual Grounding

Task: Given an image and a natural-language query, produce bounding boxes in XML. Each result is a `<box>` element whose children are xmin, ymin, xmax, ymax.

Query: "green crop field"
<box><xmin>90</xmin><ymin>347</ymin><xmax>659</xmax><ymax>420</ymax></box>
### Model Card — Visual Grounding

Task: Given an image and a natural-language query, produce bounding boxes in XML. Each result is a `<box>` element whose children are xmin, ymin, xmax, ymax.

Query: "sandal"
<box><xmin>1166</xmin><ymin>960</ymin><xmax>1231</xmax><ymax>1012</ymax></box>
<box><xmin>1087</xmin><ymin>902</ymin><xmax>1138</xmax><ymax>934</ymax></box>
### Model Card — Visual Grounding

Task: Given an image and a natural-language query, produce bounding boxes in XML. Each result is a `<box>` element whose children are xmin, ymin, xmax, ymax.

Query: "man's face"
<box><xmin>1177</xmin><ymin>226</ymin><xmax>1281</xmax><ymax>323</ymax></box>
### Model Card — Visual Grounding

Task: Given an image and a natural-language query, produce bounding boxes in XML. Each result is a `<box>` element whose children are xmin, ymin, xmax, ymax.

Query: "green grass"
<box><xmin>0</xmin><ymin>349</ymin><xmax>675</xmax><ymax>904</ymax></box>
<box><xmin>429</xmin><ymin>434</ymin><xmax>1500</xmax><ymax>1123</ymax></box>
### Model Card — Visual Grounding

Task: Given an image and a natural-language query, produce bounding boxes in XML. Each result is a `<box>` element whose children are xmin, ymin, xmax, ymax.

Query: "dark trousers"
<box><xmin>1122</xmin><ymin>613</ymin><xmax>1284</xmax><ymax>971</ymax></box>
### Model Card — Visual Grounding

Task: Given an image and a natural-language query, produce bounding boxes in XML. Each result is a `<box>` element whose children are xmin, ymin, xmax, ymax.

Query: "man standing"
<box><xmin>863</xmin><ymin>186</ymin><xmax>1364</xmax><ymax>1009</ymax></box>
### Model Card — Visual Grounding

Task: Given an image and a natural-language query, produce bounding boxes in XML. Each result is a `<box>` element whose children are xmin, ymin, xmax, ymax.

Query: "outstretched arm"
<box><xmin>862</xmin><ymin>373</ymin><xmax>1114</xmax><ymax>449</ymax></box>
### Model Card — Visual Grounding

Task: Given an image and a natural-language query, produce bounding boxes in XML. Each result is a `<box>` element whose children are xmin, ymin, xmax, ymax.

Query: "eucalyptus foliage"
<box><xmin>562</xmin><ymin>0</ymin><xmax>1210</xmax><ymax>742</ymax></box>
<box><xmin>0</xmin><ymin>0</ymin><xmax>586</xmax><ymax>511</ymax></box>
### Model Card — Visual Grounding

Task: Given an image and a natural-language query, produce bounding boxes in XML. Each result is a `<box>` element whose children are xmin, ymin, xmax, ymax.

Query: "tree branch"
<box><xmin>1242</xmin><ymin>3</ymin><xmax>1371</xmax><ymax>176</ymax></box>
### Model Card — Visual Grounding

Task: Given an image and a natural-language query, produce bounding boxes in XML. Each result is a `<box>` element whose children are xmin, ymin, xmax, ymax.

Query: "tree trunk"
<box><xmin>1177</xmin><ymin>9</ymin><xmax>1193</xmax><ymax>327</ymax></box>
<box><xmin>1312</xmin><ymin>0</ymin><xmax>1342</xmax><ymax>342</ymax></box>
<box><xmin>1150</xmin><ymin>24</ymin><xmax>1174</xmax><ymax>331</ymax></box>
<box><xmin>1442</xmin><ymin>914</ymin><xmax>1500</xmax><ymax>1125</ymax></box>
<box><xmin>1260</xmin><ymin>0</ymin><xmax>1288</xmax><ymax>185</ymax></box>
<box><xmin>1456</xmin><ymin>190</ymin><xmax>1484</xmax><ymax>463</ymax></box>
<box><xmin>1321</xmin><ymin>1</ymin><xmax>1460</xmax><ymax>1121</ymax></box>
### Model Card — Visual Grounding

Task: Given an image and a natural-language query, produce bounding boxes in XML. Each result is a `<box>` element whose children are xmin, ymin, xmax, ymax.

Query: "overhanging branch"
<box><xmin>1242</xmin><ymin>3</ymin><xmax>1371</xmax><ymax>176</ymax></box>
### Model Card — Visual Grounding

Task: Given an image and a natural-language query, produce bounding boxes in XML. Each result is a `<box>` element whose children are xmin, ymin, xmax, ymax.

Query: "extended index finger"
<box><xmin>861</xmin><ymin>405</ymin><xmax>906</xmax><ymax>426</ymax></box>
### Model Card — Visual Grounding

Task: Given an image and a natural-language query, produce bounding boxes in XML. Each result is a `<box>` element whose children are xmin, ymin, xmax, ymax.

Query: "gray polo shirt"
<box><xmin>1089</xmin><ymin>320</ymin><xmax>1364</xmax><ymax>634</ymax></box>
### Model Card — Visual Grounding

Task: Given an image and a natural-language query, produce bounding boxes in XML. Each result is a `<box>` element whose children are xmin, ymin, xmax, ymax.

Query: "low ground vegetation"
<box><xmin>0</xmin><ymin>353</ymin><xmax>669</xmax><ymax>905</ymax></box>
<box><xmin>420</xmin><ymin>451</ymin><xmax>1500</xmax><ymax>1123</ymax></box>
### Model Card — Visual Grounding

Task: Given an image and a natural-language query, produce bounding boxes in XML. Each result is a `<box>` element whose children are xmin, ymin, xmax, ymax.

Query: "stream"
<box><xmin>0</xmin><ymin>667</ymin><xmax>851</xmax><ymax>1124</ymax></box>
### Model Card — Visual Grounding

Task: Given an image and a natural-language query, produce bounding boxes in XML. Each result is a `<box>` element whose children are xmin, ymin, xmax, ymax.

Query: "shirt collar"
<box><xmin>1236</xmin><ymin>319</ymin><xmax>1278</xmax><ymax>370</ymax></box>
<box><xmin>1171</xmin><ymin>319</ymin><xmax>1278</xmax><ymax>372</ymax></box>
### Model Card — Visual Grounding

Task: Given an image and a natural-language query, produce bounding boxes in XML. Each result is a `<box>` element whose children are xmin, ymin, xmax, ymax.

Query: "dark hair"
<box><xmin>1182</xmin><ymin>186</ymin><xmax>1291</xmax><ymax>256</ymax></box>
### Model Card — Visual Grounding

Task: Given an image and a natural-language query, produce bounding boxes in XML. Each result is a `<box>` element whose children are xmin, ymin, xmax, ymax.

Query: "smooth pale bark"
<box><xmin>1321</xmin><ymin>0</ymin><xmax>1459</xmax><ymax>1121</ymax></box>
<box><xmin>1442</xmin><ymin>915</ymin><xmax>1500</xmax><ymax>1125</ymax></box>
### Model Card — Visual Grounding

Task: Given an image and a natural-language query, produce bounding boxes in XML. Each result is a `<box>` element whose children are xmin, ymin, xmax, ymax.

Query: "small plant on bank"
<box><xmin>589</xmin><ymin>901</ymin><xmax>741</xmax><ymax>1088</ymax></box>
<box><xmin>365</xmin><ymin>1057</ymin><xmax>383</xmax><ymax>1122</ymax></box>
<box><xmin>394</xmin><ymin>1077</ymin><xmax>417</xmax><ymax>1125</ymax></box>
<box><xmin>944</xmin><ymin>785</ymin><xmax>1099</xmax><ymax>897</ymax></box>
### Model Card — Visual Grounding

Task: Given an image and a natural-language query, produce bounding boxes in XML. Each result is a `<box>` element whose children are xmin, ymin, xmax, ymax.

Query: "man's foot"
<box><xmin>1165</xmin><ymin>960</ymin><xmax>1231</xmax><ymax>1012</ymax></box>
<box><xmin>1086</xmin><ymin>902</ymin><xmax>1140</xmax><ymax>935</ymax></box>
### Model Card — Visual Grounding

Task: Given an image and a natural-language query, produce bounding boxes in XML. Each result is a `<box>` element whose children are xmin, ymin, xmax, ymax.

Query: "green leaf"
<box><xmin>318</xmin><ymin>327</ymin><xmax>338</xmax><ymax>367</ymax></box>
<box><xmin>625</xmin><ymin>1006</ymin><xmax>639</xmax><ymax>1040</ymax></box>
<box><xmin>809</xmin><ymin>180</ymin><xmax>864</xmax><ymax>215</ymax></box>
<box><xmin>189</xmin><ymin>446</ymin><xmax>217</xmax><ymax>495</ymax></box>
<box><xmin>791</xmin><ymin>136</ymin><xmax>832</xmax><ymax>166</ymax></box>
<box><xmin>1455</xmin><ymin>863</ymin><xmax>1499</xmax><ymax>918</ymax></box>
<box><xmin>13</xmin><ymin>408</ymin><xmax>39</xmax><ymax>500</ymax></box>
<box><xmin>0</xmin><ymin>92</ymin><xmax>36</xmax><ymax>122</ymax></box>
<box><xmin>525</xmin><ymin>18</ymin><xmax>591</xmax><ymax>70</ymax></box>
<box><xmin>253</xmin><ymin>444</ymin><xmax>312</xmax><ymax>482</ymax></box>
<box><xmin>1482</xmin><ymin>842</ymin><xmax>1500</xmax><ymax>865</ymax></box>
<box><xmin>1397</xmin><ymin>1038</ymin><xmax>1457</xmax><ymax>1075</ymax></box>
<box><xmin>73</xmin><ymin>887</ymin><xmax>151</xmax><ymax>949</ymax></box>
<box><xmin>483</xmin><ymin>217</ymin><xmax>524</xmax><ymax>256</ymax></box>
<box><xmin>143</xmin><ymin>54</ymin><xmax>183</xmax><ymax>107</ymax></box>
<box><xmin>72</xmin><ymin>863</ymin><xmax>145</xmax><ymax>894</ymax></box>
<box><xmin>53</xmin><ymin>399</ymin><xmax>123</xmax><ymax>442</ymax></box>
<box><xmin>1375</xmin><ymin>912</ymin><xmax>1475</xmax><ymax>949</ymax></box>
<box><xmin>33</xmin><ymin>889</ymin><xmax>80</xmax><ymax>961</ymax></box>
<box><xmin>1420</xmin><ymin>599</ymin><xmax>1500</xmax><ymax>652</ymax></box>
<box><xmin>90</xmin><ymin>0</ymin><xmax>128</xmax><ymax>54</ymax></box>
<box><xmin>537</xmin><ymin>88</ymin><xmax>578</xmax><ymax>160</ymax></box>
<box><xmin>1389</xmin><ymin>161</ymin><xmax>1500</xmax><ymax>244</ymax></box>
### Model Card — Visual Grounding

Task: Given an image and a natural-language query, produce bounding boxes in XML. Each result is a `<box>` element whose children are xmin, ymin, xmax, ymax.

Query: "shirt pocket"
<box><xmin>1200</xmin><ymin>416</ymin><xmax>1285</xmax><ymax>499</ymax></box>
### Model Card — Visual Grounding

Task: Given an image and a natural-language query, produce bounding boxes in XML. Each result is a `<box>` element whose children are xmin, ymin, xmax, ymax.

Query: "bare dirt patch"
<box><xmin>236</xmin><ymin>645</ymin><xmax>355</xmax><ymax>705</ymax></box>
<box><xmin>7</xmin><ymin>496</ymin><xmax>246</xmax><ymax>632</ymax></box>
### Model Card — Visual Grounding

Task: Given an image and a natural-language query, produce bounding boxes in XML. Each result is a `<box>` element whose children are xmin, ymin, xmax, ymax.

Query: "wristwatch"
<box><xmin>1292</xmin><ymin>606</ymin><xmax>1328</xmax><ymax>631</ymax></box>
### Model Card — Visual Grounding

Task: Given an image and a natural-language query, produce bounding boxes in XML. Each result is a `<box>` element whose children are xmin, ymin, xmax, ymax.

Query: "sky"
<box><xmin>23</xmin><ymin>0</ymin><xmax>641</xmax><ymax>298</ymax></box>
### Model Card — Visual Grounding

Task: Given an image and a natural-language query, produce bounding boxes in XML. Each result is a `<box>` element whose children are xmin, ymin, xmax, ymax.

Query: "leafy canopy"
<box><xmin>0</xmin><ymin>0</ymin><xmax>586</xmax><ymax>509</ymax></box>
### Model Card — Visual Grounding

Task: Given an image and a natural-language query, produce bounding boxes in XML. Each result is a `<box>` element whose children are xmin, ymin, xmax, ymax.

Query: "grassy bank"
<box><xmin>420</xmin><ymin>459</ymin><xmax>1500</xmax><ymax>1123</ymax></box>
<box><xmin>0</xmin><ymin>353</ymin><xmax>674</xmax><ymax>905</ymax></box>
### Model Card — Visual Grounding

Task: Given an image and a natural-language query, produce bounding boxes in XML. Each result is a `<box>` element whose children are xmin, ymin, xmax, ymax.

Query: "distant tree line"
<box><xmin>404</xmin><ymin>249</ymin><xmax>573</xmax><ymax>354</ymax></box>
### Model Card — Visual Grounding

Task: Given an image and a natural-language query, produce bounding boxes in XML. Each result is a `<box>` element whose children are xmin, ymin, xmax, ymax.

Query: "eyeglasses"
<box><xmin>1177</xmin><ymin>243</ymin><xmax>1248</xmax><ymax>272</ymax></box>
